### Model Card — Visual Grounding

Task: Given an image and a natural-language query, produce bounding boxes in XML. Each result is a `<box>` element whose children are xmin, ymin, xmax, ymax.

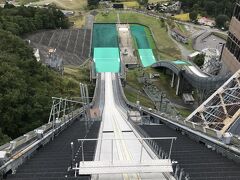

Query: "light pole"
<box><xmin>70</xmin><ymin>142</ymin><xmax>74</xmax><ymax>169</ymax></box>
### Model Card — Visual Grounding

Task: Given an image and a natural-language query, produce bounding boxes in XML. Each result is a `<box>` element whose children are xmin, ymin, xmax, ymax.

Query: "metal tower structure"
<box><xmin>186</xmin><ymin>69</ymin><xmax>240</xmax><ymax>134</ymax></box>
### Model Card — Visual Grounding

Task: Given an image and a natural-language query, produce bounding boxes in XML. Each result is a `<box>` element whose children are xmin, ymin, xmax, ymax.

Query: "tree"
<box><xmin>193</xmin><ymin>54</ymin><xmax>205</xmax><ymax>67</ymax></box>
<box><xmin>204</xmin><ymin>1</ymin><xmax>217</xmax><ymax>16</ymax></box>
<box><xmin>0</xmin><ymin>5</ymin><xmax>70</xmax><ymax>35</ymax></box>
<box><xmin>4</xmin><ymin>2</ymin><xmax>15</xmax><ymax>9</ymax></box>
<box><xmin>88</xmin><ymin>0</ymin><xmax>99</xmax><ymax>7</ymax></box>
<box><xmin>138</xmin><ymin>0</ymin><xmax>148</xmax><ymax>6</ymax></box>
<box><xmin>189</xmin><ymin>11</ymin><xmax>198</xmax><ymax>22</ymax></box>
<box><xmin>0</xmin><ymin>29</ymin><xmax>76</xmax><ymax>141</ymax></box>
<box><xmin>0</xmin><ymin>128</ymin><xmax>11</xmax><ymax>145</ymax></box>
<box><xmin>215</xmin><ymin>14</ymin><xmax>229</xmax><ymax>29</ymax></box>
<box><xmin>179</xmin><ymin>0</ymin><xmax>235</xmax><ymax>20</ymax></box>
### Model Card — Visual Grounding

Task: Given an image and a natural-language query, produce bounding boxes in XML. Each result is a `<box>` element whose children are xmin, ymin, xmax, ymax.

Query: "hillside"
<box><xmin>0</xmin><ymin>5</ymin><xmax>91</xmax><ymax>145</ymax></box>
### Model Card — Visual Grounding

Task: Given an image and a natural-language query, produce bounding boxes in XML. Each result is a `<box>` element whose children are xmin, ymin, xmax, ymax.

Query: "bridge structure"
<box><xmin>152</xmin><ymin>60</ymin><xmax>229</xmax><ymax>100</ymax></box>
<box><xmin>1</xmin><ymin>12</ymin><xmax>240</xmax><ymax>180</ymax></box>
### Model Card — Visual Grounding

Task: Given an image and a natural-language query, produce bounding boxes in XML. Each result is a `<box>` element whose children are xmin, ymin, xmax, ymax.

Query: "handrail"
<box><xmin>78</xmin><ymin>137</ymin><xmax>177</xmax><ymax>141</ymax></box>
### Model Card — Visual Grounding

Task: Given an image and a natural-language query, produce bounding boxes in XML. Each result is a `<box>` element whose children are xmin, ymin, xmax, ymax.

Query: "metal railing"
<box><xmin>77</xmin><ymin>137</ymin><xmax>176</xmax><ymax>164</ymax></box>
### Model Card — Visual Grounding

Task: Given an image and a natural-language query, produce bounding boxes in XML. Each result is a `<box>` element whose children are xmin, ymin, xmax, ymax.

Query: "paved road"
<box><xmin>85</xmin><ymin>14</ymin><xmax>94</xmax><ymax>29</ymax></box>
<box><xmin>193</xmin><ymin>30</ymin><xmax>226</xmax><ymax>51</ymax></box>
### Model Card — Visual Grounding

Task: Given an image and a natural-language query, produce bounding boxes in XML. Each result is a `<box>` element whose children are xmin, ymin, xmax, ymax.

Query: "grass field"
<box><xmin>174</xmin><ymin>13</ymin><xmax>201</xmax><ymax>22</ymax></box>
<box><xmin>174</xmin><ymin>13</ymin><xmax>190</xmax><ymax>21</ymax></box>
<box><xmin>29</xmin><ymin>0</ymin><xmax>87</xmax><ymax>10</ymax></box>
<box><xmin>69</xmin><ymin>13</ymin><xmax>85</xmax><ymax>28</ymax></box>
<box><xmin>144</xmin><ymin>68</ymin><xmax>192</xmax><ymax>117</ymax></box>
<box><xmin>95</xmin><ymin>11</ymin><xmax>118</xmax><ymax>23</ymax></box>
<box><xmin>95</xmin><ymin>11</ymin><xmax>181</xmax><ymax>60</ymax></box>
<box><xmin>124</xmin><ymin>87</ymin><xmax>155</xmax><ymax>109</ymax></box>
<box><xmin>16</xmin><ymin>0</ymin><xmax>39</xmax><ymax>5</ymax></box>
<box><xmin>125</xmin><ymin>68</ymin><xmax>155</xmax><ymax>108</ymax></box>
<box><xmin>212</xmin><ymin>32</ymin><xmax>228</xmax><ymax>41</ymax></box>
<box><xmin>123</xmin><ymin>1</ymin><xmax>139</xmax><ymax>8</ymax></box>
<box><xmin>125</xmin><ymin>68</ymin><xmax>191</xmax><ymax>117</ymax></box>
<box><xmin>176</xmin><ymin>23</ymin><xmax>187</xmax><ymax>33</ymax></box>
<box><xmin>175</xmin><ymin>23</ymin><xmax>194</xmax><ymax>51</ymax></box>
<box><xmin>149</xmin><ymin>0</ymin><xmax>170</xmax><ymax>3</ymax></box>
<box><xmin>64</xmin><ymin>64</ymin><xmax>94</xmax><ymax>97</ymax></box>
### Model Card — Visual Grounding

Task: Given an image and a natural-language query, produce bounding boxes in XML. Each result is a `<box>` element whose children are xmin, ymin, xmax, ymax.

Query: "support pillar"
<box><xmin>171</xmin><ymin>72</ymin><xmax>175</xmax><ymax>88</ymax></box>
<box><xmin>176</xmin><ymin>76</ymin><xmax>180</xmax><ymax>96</ymax></box>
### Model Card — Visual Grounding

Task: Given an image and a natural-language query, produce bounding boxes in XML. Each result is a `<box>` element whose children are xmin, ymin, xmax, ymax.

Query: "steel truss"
<box><xmin>186</xmin><ymin>70</ymin><xmax>240</xmax><ymax>132</ymax></box>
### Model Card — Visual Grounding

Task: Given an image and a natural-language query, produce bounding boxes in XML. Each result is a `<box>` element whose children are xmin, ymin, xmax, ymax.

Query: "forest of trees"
<box><xmin>180</xmin><ymin>0</ymin><xmax>236</xmax><ymax>28</ymax></box>
<box><xmin>0</xmin><ymin>3</ymin><xmax>70</xmax><ymax>35</ymax></box>
<box><xmin>0</xmin><ymin>5</ymin><xmax>73</xmax><ymax>145</ymax></box>
<box><xmin>88</xmin><ymin>0</ymin><xmax>99</xmax><ymax>8</ymax></box>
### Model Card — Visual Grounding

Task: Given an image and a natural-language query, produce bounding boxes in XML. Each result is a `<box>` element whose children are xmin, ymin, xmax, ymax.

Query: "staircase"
<box><xmin>6</xmin><ymin>120</ymin><xmax>100</xmax><ymax>180</ymax></box>
<box><xmin>141</xmin><ymin>125</ymin><xmax>240</xmax><ymax>180</ymax></box>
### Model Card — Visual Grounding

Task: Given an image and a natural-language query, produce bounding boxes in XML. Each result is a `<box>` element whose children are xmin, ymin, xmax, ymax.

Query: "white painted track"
<box><xmin>94</xmin><ymin>72</ymin><xmax>169</xmax><ymax>180</ymax></box>
<box><xmin>188</xmin><ymin>66</ymin><xmax>208</xmax><ymax>77</ymax></box>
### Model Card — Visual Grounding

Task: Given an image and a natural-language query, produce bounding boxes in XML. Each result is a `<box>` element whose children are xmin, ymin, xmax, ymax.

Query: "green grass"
<box><xmin>69</xmin><ymin>13</ymin><xmax>85</xmax><ymax>28</ymax></box>
<box><xmin>144</xmin><ymin>27</ymin><xmax>156</xmax><ymax>50</ymax></box>
<box><xmin>125</xmin><ymin>67</ymin><xmax>192</xmax><ymax>117</ymax></box>
<box><xmin>29</xmin><ymin>0</ymin><xmax>87</xmax><ymax>10</ymax></box>
<box><xmin>123</xmin><ymin>1</ymin><xmax>139</xmax><ymax>8</ymax></box>
<box><xmin>174</xmin><ymin>13</ymin><xmax>201</xmax><ymax>22</ymax></box>
<box><xmin>95</xmin><ymin>11</ymin><xmax>117</xmax><ymax>23</ymax></box>
<box><xmin>183</xmin><ymin>40</ymin><xmax>194</xmax><ymax>51</ymax></box>
<box><xmin>16</xmin><ymin>0</ymin><xmax>39</xmax><ymax>5</ymax></box>
<box><xmin>144</xmin><ymin>68</ymin><xmax>181</xmax><ymax>100</ymax></box>
<box><xmin>174</xmin><ymin>13</ymin><xmax>190</xmax><ymax>21</ymax></box>
<box><xmin>176</xmin><ymin>23</ymin><xmax>187</xmax><ymax>33</ymax></box>
<box><xmin>149</xmin><ymin>0</ymin><xmax>170</xmax><ymax>3</ymax></box>
<box><xmin>63</xmin><ymin>63</ymin><xmax>95</xmax><ymax>97</ymax></box>
<box><xmin>176</xmin><ymin>108</ymin><xmax>192</xmax><ymax>117</ymax></box>
<box><xmin>124</xmin><ymin>88</ymin><xmax>155</xmax><ymax>109</ymax></box>
<box><xmin>174</xmin><ymin>22</ymin><xmax>194</xmax><ymax>51</ymax></box>
<box><xmin>212</xmin><ymin>32</ymin><xmax>228</xmax><ymax>41</ymax></box>
<box><xmin>125</xmin><ymin>68</ymin><xmax>155</xmax><ymax>108</ymax></box>
<box><xmin>145</xmin><ymin>68</ymin><xmax>193</xmax><ymax>117</ymax></box>
<box><xmin>126</xmin><ymin>69</ymin><xmax>143</xmax><ymax>89</ymax></box>
<box><xmin>95</xmin><ymin>11</ymin><xmax>181</xmax><ymax>60</ymax></box>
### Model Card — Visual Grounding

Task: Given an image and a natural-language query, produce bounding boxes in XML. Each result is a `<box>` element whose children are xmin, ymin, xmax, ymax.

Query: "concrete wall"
<box><xmin>221</xmin><ymin>17</ymin><xmax>240</xmax><ymax>73</ymax></box>
<box><xmin>222</xmin><ymin>48</ymin><xmax>240</xmax><ymax>73</ymax></box>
